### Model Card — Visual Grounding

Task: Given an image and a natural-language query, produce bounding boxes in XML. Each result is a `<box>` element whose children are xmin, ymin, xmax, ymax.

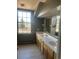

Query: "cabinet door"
<box><xmin>53</xmin><ymin>52</ymin><xmax>56</xmax><ymax>59</ymax></box>
<box><xmin>40</xmin><ymin>42</ymin><xmax>44</xmax><ymax>53</ymax></box>
<box><xmin>36</xmin><ymin>39</ymin><xmax>39</xmax><ymax>46</ymax></box>
<box><xmin>36</xmin><ymin>36</ymin><xmax>40</xmax><ymax>48</ymax></box>
<box><xmin>36</xmin><ymin>35</ymin><xmax>41</xmax><ymax>49</ymax></box>
<box><xmin>38</xmin><ymin>39</ymin><xmax>41</xmax><ymax>50</ymax></box>
<box><xmin>48</xmin><ymin>47</ymin><xmax>54</xmax><ymax>59</ymax></box>
<box><xmin>43</xmin><ymin>44</ymin><xmax>48</xmax><ymax>59</ymax></box>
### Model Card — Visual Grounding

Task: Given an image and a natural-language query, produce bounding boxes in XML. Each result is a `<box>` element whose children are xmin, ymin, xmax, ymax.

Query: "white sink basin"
<box><xmin>48</xmin><ymin>41</ymin><xmax>57</xmax><ymax>47</ymax></box>
<box><xmin>43</xmin><ymin>34</ymin><xmax>58</xmax><ymax>53</ymax></box>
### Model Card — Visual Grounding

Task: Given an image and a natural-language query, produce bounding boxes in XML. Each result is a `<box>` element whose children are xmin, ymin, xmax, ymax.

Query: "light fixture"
<box><xmin>20</xmin><ymin>3</ymin><xmax>24</xmax><ymax>7</ymax></box>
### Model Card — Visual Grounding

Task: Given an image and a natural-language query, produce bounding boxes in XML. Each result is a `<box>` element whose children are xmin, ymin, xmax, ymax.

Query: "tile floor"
<box><xmin>17</xmin><ymin>44</ymin><xmax>46</xmax><ymax>59</ymax></box>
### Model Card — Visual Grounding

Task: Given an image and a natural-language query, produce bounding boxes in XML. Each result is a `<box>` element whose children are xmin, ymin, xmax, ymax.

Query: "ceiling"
<box><xmin>17</xmin><ymin>0</ymin><xmax>46</xmax><ymax>10</ymax></box>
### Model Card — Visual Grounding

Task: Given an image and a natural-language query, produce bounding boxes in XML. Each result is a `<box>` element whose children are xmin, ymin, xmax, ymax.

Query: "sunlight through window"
<box><xmin>18</xmin><ymin>10</ymin><xmax>31</xmax><ymax>33</ymax></box>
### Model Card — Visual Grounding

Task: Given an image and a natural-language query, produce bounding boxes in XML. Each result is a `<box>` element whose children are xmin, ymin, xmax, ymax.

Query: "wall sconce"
<box><xmin>20</xmin><ymin>3</ymin><xmax>25</xmax><ymax>7</ymax></box>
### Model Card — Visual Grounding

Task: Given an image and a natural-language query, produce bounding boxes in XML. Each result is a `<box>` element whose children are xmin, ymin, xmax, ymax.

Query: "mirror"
<box><xmin>43</xmin><ymin>15</ymin><xmax>60</xmax><ymax>39</ymax></box>
<box><xmin>42</xmin><ymin>5</ymin><xmax>61</xmax><ymax>39</ymax></box>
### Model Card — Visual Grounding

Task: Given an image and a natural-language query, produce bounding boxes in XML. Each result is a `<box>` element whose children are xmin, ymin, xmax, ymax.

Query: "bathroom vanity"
<box><xmin>36</xmin><ymin>32</ymin><xmax>58</xmax><ymax>59</ymax></box>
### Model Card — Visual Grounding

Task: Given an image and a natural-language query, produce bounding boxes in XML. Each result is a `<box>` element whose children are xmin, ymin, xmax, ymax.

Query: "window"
<box><xmin>17</xmin><ymin>10</ymin><xmax>31</xmax><ymax>33</ymax></box>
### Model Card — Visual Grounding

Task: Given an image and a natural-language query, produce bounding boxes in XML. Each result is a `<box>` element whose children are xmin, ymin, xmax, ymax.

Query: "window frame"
<box><xmin>17</xmin><ymin>9</ymin><xmax>32</xmax><ymax>34</ymax></box>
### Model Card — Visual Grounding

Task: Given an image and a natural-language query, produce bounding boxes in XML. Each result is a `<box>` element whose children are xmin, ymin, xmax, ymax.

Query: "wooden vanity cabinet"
<box><xmin>36</xmin><ymin>33</ymin><xmax>56</xmax><ymax>59</ymax></box>
<box><xmin>36</xmin><ymin>39</ymin><xmax>56</xmax><ymax>59</ymax></box>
